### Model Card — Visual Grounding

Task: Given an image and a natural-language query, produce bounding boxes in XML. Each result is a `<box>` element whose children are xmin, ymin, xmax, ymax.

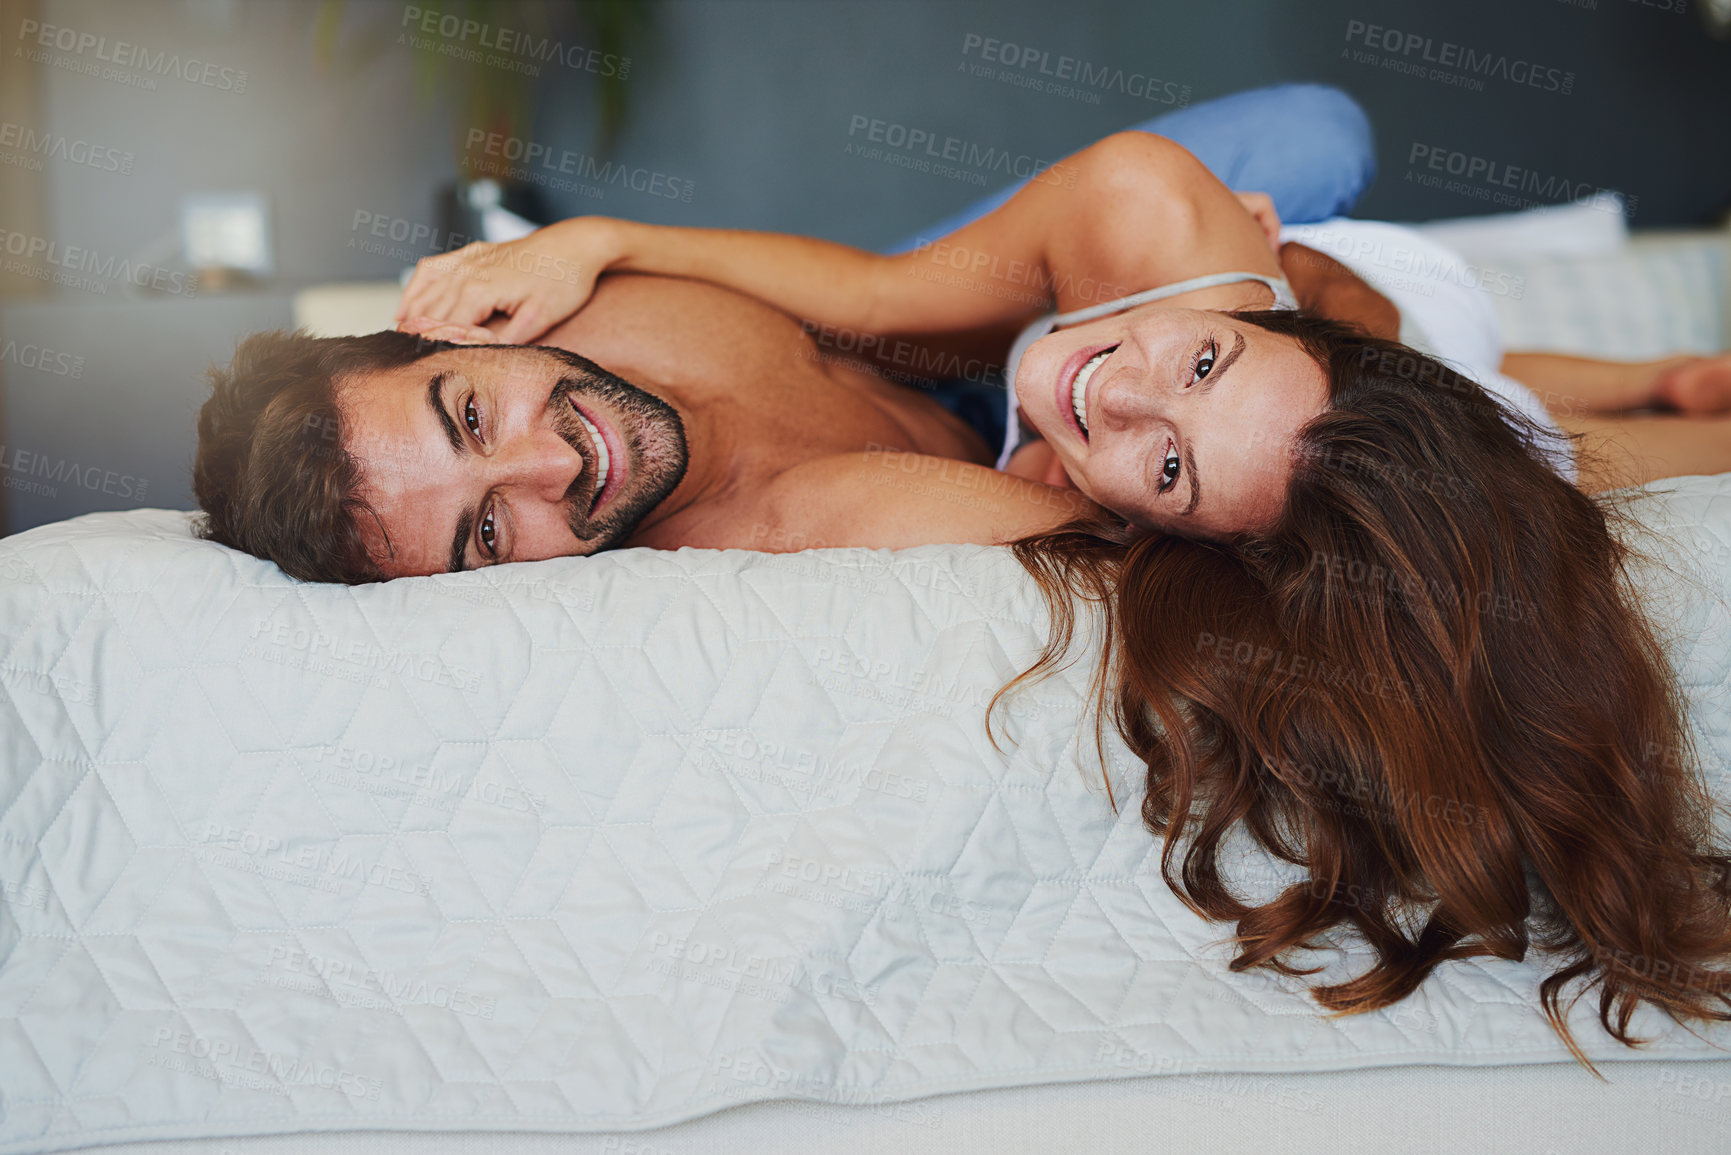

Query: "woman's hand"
<box><xmin>395</xmin><ymin>316</ymin><xmax>500</xmax><ymax>345</ymax></box>
<box><xmin>393</xmin><ymin>217</ymin><xmax>619</xmax><ymax>345</ymax></box>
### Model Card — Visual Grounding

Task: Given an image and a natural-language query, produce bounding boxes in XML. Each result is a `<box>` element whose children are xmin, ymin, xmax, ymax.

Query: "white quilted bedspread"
<box><xmin>2</xmin><ymin>475</ymin><xmax>1730</xmax><ymax>1152</ymax></box>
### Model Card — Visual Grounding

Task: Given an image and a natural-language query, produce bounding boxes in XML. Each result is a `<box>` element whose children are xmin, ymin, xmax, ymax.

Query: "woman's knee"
<box><xmin>1130</xmin><ymin>84</ymin><xmax>1376</xmax><ymax>222</ymax></box>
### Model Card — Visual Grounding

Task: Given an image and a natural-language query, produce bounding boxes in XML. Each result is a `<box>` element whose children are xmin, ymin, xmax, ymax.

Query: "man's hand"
<box><xmin>394</xmin><ymin>217</ymin><xmax>618</xmax><ymax>345</ymax></box>
<box><xmin>1280</xmin><ymin>241</ymin><xmax>1400</xmax><ymax>339</ymax></box>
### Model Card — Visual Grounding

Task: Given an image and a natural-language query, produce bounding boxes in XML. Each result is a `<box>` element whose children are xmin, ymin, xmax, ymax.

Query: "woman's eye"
<box><xmin>479</xmin><ymin>505</ymin><xmax>497</xmax><ymax>556</ymax></box>
<box><xmin>1158</xmin><ymin>441</ymin><xmax>1181</xmax><ymax>494</ymax></box>
<box><xmin>1189</xmin><ymin>339</ymin><xmax>1218</xmax><ymax>386</ymax></box>
<box><xmin>464</xmin><ymin>396</ymin><xmax>482</xmax><ymax>438</ymax></box>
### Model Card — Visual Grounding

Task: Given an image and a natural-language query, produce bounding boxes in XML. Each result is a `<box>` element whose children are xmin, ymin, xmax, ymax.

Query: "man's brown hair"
<box><xmin>193</xmin><ymin>329</ymin><xmax>453</xmax><ymax>584</ymax></box>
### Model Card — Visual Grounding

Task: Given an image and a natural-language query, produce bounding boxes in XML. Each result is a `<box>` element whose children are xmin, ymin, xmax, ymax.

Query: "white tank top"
<box><xmin>1276</xmin><ymin>219</ymin><xmax>1573</xmax><ymax>482</ymax></box>
<box><xmin>997</xmin><ymin>271</ymin><xmax>1298</xmax><ymax>469</ymax></box>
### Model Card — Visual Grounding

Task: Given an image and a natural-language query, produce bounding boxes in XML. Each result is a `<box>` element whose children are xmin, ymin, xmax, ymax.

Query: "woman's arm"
<box><xmin>397</xmin><ymin>133</ymin><xmax>1281</xmax><ymax>345</ymax></box>
<box><xmin>605</xmin><ymin>134</ymin><xmax>1279</xmax><ymax>331</ymax></box>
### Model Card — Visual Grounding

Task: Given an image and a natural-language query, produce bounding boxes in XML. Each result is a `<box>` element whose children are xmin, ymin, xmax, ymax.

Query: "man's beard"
<box><xmin>538</xmin><ymin>346</ymin><xmax>688</xmax><ymax>554</ymax></box>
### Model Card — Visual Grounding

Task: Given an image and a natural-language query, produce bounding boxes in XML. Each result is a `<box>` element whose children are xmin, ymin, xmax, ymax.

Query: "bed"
<box><xmin>4</xmin><ymin>206</ymin><xmax>1731</xmax><ymax>1154</ymax></box>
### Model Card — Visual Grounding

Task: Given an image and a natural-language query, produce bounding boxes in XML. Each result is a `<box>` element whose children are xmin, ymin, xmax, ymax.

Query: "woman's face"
<box><xmin>1014</xmin><ymin>307</ymin><xmax>1329</xmax><ymax>537</ymax></box>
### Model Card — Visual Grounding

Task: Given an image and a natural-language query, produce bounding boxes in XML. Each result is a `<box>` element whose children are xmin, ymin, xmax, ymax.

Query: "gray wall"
<box><xmin>3</xmin><ymin>0</ymin><xmax>1729</xmax><ymax>533</ymax></box>
<box><xmin>516</xmin><ymin>0</ymin><xmax>1731</xmax><ymax>244</ymax></box>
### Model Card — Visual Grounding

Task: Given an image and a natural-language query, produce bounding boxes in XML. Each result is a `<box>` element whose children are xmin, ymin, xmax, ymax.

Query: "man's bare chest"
<box><xmin>543</xmin><ymin>272</ymin><xmax>991</xmax><ymax>467</ymax></box>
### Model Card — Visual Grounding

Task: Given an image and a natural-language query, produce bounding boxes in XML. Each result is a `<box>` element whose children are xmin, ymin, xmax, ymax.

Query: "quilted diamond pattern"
<box><xmin>2</xmin><ymin>478</ymin><xmax>1730</xmax><ymax>1152</ymax></box>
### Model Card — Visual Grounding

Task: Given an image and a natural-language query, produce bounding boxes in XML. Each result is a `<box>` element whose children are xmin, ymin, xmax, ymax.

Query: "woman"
<box><xmin>396</xmin><ymin>129</ymin><xmax>1731</xmax><ymax>1061</ymax></box>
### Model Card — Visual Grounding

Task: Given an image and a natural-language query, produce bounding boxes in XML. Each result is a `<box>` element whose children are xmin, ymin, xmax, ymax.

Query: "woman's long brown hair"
<box><xmin>995</xmin><ymin>310</ymin><xmax>1731</xmax><ymax>1064</ymax></box>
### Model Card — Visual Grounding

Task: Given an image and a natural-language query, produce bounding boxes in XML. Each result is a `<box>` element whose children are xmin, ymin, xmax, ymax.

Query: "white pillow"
<box><xmin>1408</xmin><ymin>193</ymin><xmax>1631</xmax><ymax>260</ymax></box>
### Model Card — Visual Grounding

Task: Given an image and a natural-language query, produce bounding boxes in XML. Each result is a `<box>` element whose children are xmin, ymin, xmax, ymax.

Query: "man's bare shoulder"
<box><xmin>537</xmin><ymin>272</ymin><xmax>814</xmax><ymax>383</ymax></box>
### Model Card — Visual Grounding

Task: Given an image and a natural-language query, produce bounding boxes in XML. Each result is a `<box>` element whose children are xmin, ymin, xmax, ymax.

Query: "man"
<box><xmin>194</xmin><ymin>85</ymin><xmax>1380</xmax><ymax>582</ymax></box>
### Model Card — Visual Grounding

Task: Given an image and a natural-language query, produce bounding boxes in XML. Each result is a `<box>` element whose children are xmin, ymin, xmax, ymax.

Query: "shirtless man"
<box><xmin>192</xmin><ymin>87</ymin><xmax>1389</xmax><ymax>582</ymax></box>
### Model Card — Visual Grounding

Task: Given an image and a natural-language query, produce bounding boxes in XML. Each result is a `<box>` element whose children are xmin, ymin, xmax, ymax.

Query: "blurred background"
<box><xmin>2</xmin><ymin>0</ymin><xmax>1729</xmax><ymax>534</ymax></box>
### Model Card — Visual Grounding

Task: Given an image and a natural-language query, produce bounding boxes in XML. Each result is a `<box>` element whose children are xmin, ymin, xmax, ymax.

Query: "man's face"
<box><xmin>338</xmin><ymin>345</ymin><xmax>688</xmax><ymax>576</ymax></box>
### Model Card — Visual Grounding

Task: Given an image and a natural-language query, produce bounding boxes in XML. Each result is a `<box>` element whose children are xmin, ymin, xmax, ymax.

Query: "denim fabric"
<box><xmin>886</xmin><ymin>83</ymin><xmax>1375</xmax><ymax>254</ymax></box>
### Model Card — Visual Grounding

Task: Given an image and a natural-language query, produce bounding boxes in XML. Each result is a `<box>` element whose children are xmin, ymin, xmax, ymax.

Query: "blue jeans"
<box><xmin>886</xmin><ymin>83</ymin><xmax>1375</xmax><ymax>254</ymax></box>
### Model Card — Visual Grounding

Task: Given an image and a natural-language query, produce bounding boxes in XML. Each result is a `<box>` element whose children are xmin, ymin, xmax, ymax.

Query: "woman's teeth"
<box><xmin>575</xmin><ymin>411</ymin><xmax>609</xmax><ymax>499</ymax></box>
<box><xmin>1072</xmin><ymin>349</ymin><xmax>1112</xmax><ymax>434</ymax></box>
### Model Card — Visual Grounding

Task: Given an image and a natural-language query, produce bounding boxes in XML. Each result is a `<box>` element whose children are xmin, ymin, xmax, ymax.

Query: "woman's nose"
<box><xmin>1094</xmin><ymin>369</ymin><xmax>1163</xmax><ymax>429</ymax></box>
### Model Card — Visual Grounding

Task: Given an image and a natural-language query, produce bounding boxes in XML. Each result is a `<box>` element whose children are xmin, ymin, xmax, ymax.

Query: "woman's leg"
<box><xmin>1502</xmin><ymin>351</ymin><xmax>1731</xmax><ymax>417</ymax></box>
<box><xmin>884</xmin><ymin>84</ymin><xmax>1376</xmax><ymax>253</ymax></box>
<box><xmin>1554</xmin><ymin>409</ymin><xmax>1731</xmax><ymax>493</ymax></box>
<box><xmin>1506</xmin><ymin>350</ymin><xmax>1731</xmax><ymax>491</ymax></box>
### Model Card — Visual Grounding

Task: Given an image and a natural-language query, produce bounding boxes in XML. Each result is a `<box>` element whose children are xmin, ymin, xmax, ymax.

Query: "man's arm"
<box><xmin>599</xmin><ymin>132</ymin><xmax>1277</xmax><ymax>333</ymax></box>
<box><xmin>743</xmin><ymin>448</ymin><xmax>1101</xmax><ymax>551</ymax></box>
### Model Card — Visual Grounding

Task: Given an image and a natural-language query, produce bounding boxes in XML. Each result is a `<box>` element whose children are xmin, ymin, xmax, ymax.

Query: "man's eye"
<box><xmin>1189</xmin><ymin>339</ymin><xmax>1218</xmax><ymax>386</ymax></box>
<box><xmin>479</xmin><ymin>505</ymin><xmax>497</xmax><ymax>556</ymax></box>
<box><xmin>465</xmin><ymin>395</ymin><xmax>482</xmax><ymax>438</ymax></box>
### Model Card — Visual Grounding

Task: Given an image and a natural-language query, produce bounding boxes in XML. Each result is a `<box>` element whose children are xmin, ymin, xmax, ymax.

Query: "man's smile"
<box><xmin>567</xmin><ymin>392</ymin><xmax>625</xmax><ymax>514</ymax></box>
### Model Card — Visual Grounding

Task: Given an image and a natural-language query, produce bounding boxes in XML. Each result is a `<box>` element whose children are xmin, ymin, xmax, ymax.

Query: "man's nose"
<box><xmin>493</xmin><ymin>427</ymin><xmax>584</xmax><ymax>503</ymax></box>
